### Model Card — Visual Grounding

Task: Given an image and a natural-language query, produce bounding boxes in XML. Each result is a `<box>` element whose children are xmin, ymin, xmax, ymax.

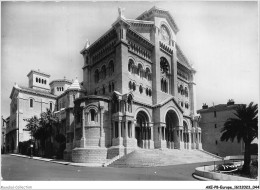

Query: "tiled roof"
<box><xmin>18</xmin><ymin>85</ymin><xmax>57</xmax><ymax>98</ymax></box>
<box><xmin>27</xmin><ymin>70</ymin><xmax>50</xmax><ymax>77</ymax></box>
<box><xmin>49</xmin><ymin>79</ymin><xmax>72</xmax><ymax>85</ymax></box>
<box><xmin>197</xmin><ymin>104</ymin><xmax>243</xmax><ymax>113</ymax></box>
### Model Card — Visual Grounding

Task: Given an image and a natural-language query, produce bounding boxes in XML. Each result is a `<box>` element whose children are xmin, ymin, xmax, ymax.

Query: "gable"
<box><xmin>136</xmin><ymin>6</ymin><xmax>179</xmax><ymax>34</ymax></box>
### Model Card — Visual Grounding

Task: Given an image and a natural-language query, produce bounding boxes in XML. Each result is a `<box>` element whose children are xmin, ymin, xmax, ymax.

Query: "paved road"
<box><xmin>1</xmin><ymin>154</ymin><xmax>220</xmax><ymax>181</ymax></box>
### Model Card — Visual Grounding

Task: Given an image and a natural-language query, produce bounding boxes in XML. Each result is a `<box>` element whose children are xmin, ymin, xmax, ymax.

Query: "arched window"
<box><xmin>102</xmin><ymin>85</ymin><xmax>105</xmax><ymax>94</ymax></box>
<box><xmin>109</xmin><ymin>60</ymin><xmax>114</xmax><ymax>75</ymax></box>
<box><xmin>160</xmin><ymin>57</ymin><xmax>169</xmax><ymax>74</ymax></box>
<box><xmin>128</xmin><ymin>59</ymin><xmax>134</xmax><ymax>73</ymax></box>
<box><xmin>127</xmin><ymin>94</ymin><xmax>133</xmax><ymax>113</ymax></box>
<box><xmin>185</xmin><ymin>87</ymin><xmax>188</xmax><ymax>97</ymax></box>
<box><xmin>44</xmin><ymin>80</ymin><xmax>46</xmax><ymax>84</ymax></box>
<box><xmin>161</xmin><ymin>78</ymin><xmax>164</xmax><ymax>92</ymax></box>
<box><xmin>180</xmin><ymin>85</ymin><xmax>183</xmax><ymax>95</ymax></box>
<box><xmin>164</xmin><ymin>80</ymin><xmax>168</xmax><ymax>93</ymax></box>
<box><xmin>101</xmin><ymin>65</ymin><xmax>106</xmax><ymax>79</ymax></box>
<box><xmin>94</xmin><ymin>69</ymin><xmax>99</xmax><ymax>83</ymax></box>
<box><xmin>139</xmin><ymin>85</ymin><xmax>143</xmax><ymax>94</ymax></box>
<box><xmin>50</xmin><ymin>102</ymin><xmax>53</xmax><ymax>111</ymax></box>
<box><xmin>36</xmin><ymin>78</ymin><xmax>38</xmax><ymax>82</ymax></box>
<box><xmin>160</xmin><ymin>25</ymin><xmax>171</xmax><ymax>45</ymax></box>
<box><xmin>149</xmin><ymin>89</ymin><xmax>152</xmax><ymax>96</ymax></box>
<box><xmin>145</xmin><ymin>68</ymin><xmax>151</xmax><ymax>80</ymax></box>
<box><xmin>129</xmin><ymin>81</ymin><xmax>132</xmax><ymax>89</ymax></box>
<box><xmin>146</xmin><ymin>88</ymin><xmax>148</xmax><ymax>96</ymax></box>
<box><xmin>132</xmin><ymin>82</ymin><xmax>136</xmax><ymax>91</ymax></box>
<box><xmin>137</xmin><ymin>64</ymin><xmax>143</xmax><ymax>77</ymax></box>
<box><xmin>90</xmin><ymin>109</ymin><xmax>97</xmax><ymax>122</ymax></box>
<box><xmin>29</xmin><ymin>99</ymin><xmax>33</xmax><ymax>108</ymax></box>
<box><xmin>112</xmin><ymin>82</ymin><xmax>114</xmax><ymax>91</ymax></box>
<box><xmin>109</xmin><ymin>84</ymin><xmax>111</xmax><ymax>92</ymax></box>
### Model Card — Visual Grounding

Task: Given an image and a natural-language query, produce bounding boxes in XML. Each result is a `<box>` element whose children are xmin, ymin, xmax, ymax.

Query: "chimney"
<box><xmin>227</xmin><ymin>99</ymin><xmax>235</xmax><ymax>106</ymax></box>
<box><xmin>202</xmin><ymin>103</ymin><xmax>208</xmax><ymax>109</ymax></box>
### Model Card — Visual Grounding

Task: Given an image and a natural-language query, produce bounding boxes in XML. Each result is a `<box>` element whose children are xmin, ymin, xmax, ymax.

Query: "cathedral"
<box><xmin>6</xmin><ymin>7</ymin><xmax>202</xmax><ymax>164</ymax></box>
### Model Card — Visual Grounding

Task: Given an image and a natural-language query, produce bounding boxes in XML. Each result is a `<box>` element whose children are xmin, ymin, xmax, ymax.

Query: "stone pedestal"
<box><xmin>170</xmin><ymin>142</ymin><xmax>174</xmax><ymax>149</ymax></box>
<box><xmin>123</xmin><ymin>137</ymin><xmax>137</xmax><ymax>148</ymax></box>
<box><xmin>112</xmin><ymin>137</ymin><xmax>124</xmax><ymax>146</ymax></box>
<box><xmin>179</xmin><ymin>141</ymin><xmax>185</xmax><ymax>149</ymax></box>
<box><xmin>186</xmin><ymin>142</ymin><xmax>191</xmax><ymax>150</ymax></box>
<box><xmin>72</xmin><ymin>147</ymin><xmax>107</xmax><ymax>163</ymax></box>
<box><xmin>80</xmin><ymin>138</ymin><xmax>86</xmax><ymax>148</ymax></box>
<box><xmin>196</xmin><ymin>142</ymin><xmax>202</xmax><ymax>150</ymax></box>
<box><xmin>148</xmin><ymin>140</ymin><xmax>154</xmax><ymax>149</ymax></box>
<box><xmin>99</xmin><ymin>136</ymin><xmax>105</xmax><ymax>147</ymax></box>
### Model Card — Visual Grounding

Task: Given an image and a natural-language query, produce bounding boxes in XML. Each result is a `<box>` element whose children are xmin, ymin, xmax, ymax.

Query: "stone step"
<box><xmin>109</xmin><ymin>149</ymin><xmax>221</xmax><ymax>167</ymax></box>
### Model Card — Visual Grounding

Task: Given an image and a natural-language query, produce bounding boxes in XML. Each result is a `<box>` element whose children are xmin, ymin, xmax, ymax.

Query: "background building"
<box><xmin>1</xmin><ymin>116</ymin><xmax>8</xmax><ymax>153</ymax></box>
<box><xmin>197</xmin><ymin>99</ymin><xmax>245</xmax><ymax>157</ymax></box>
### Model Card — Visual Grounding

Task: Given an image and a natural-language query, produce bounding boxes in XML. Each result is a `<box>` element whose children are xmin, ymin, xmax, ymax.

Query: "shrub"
<box><xmin>251</xmin><ymin>159</ymin><xmax>258</xmax><ymax>167</ymax></box>
<box><xmin>217</xmin><ymin>163</ymin><xmax>238</xmax><ymax>172</ymax></box>
<box><xmin>250</xmin><ymin>165</ymin><xmax>258</xmax><ymax>178</ymax></box>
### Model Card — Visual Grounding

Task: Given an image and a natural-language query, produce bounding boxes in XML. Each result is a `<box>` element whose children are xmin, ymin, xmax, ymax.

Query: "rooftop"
<box><xmin>197</xmin><ymin>104</ymin><xmax>243</xmax><ymax>114</ymax></box>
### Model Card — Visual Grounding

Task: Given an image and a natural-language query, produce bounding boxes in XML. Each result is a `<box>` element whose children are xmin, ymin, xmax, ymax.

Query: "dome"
<box><xmin>67</xmin><ymin>78</ymin><xmax>81</xmax><ymax>90</ymax></box>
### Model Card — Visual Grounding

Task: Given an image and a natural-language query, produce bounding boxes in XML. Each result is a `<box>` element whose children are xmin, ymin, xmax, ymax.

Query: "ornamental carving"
<box><xmin>128</xmin><ymin>41</ymin><xmax>151</xmax><ymax>61</ymax></box>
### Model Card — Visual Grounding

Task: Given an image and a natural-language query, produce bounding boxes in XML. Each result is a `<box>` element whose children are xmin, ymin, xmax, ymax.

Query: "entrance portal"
<box><xmin>136</xmin><ymin>111</ymin><xmax>150</xmax><ymax>148</ymax></box>
<box><xmin>165</xmin><ymin>110</ymin><xmax>179</xmax><ymax>149</ymax></box>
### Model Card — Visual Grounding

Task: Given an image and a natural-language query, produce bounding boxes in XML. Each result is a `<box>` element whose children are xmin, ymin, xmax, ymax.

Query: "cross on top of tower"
<box><xmin>118</xmin><ymin>7</ymin><xmax>125</xmax><ymax>19</ymax></box>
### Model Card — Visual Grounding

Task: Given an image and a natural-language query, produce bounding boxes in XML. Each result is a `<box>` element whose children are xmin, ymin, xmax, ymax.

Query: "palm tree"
<box><xmin>220</xmin><ymin>102</ymin><xmax>258</xmax><ymax>174</ymax></box>
<box><xmin>25</xmin><ymin>115</ymin><xmax>40</xmax><ymax>138</ymax></box>
<box><xmin>40</xmin><ymin>108</ymin><xmax>59</xmax><ymax>157</ymax></box>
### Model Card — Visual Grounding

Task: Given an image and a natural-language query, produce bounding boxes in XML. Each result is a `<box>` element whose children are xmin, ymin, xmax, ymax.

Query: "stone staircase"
<box><xmin>108</xmin><ymin>149</ymin><xmax>222</xmax><ymax>168</ymax></box>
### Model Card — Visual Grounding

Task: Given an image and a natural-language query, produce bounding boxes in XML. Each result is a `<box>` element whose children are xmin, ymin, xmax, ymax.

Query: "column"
<box><xmin>150</xmin><ymin>125</ymin><xmax>153</xmax><ymax>141</ymax></box>
<box><xmin>132</xmin><ymin>121</ymin><xmax>135</xmax><ymax>139</ymax></box>
<box><xmin>118</xmin><ymin>121</ymin><xmax>121</xmax><ymax>138</ymax></box>
<box><xmin>125</xmin><ymin>121</ymin><xmax>128</xmax><ymax>139</ymax></box>
<box><xmin>100</xmin><ymin>109</ymin><xmax>103</xmax><ymax>137</ymax></box>
<box><xmin>81</xmin><ymin>108</ymin><xmax>85</xmax><ymax>148</ymax></box>
<box><xmin>112</xmin><ymin>121</ymin><xmax>115</xmax><ymax>138</ymax></box>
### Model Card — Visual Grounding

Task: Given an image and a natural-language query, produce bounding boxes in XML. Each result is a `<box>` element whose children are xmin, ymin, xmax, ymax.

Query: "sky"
<box><xmin>1</xmin><ymin>1</ymin><xmax>259</xmax><ymax>118</ymax></box>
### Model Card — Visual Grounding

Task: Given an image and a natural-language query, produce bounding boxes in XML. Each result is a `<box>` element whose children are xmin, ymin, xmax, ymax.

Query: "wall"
<box><xmin>199</xmin><ymin>108</ymin><xmax>244</xmax><ymax>157</ymax></box>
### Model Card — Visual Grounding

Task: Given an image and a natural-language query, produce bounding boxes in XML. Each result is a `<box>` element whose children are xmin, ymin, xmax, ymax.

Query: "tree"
<box><xmin>220</xmin><ymin>102</ymin><xmax>258</xmax><ymax>174</ymax></box>
<box><xmin>25</xmin><ymin>115</ymin><xmax>40</xmax><ymax>138</ymax></box>
<box><xmin>40</xmin><ymin>108</ymin><xmax>59</xmax><ymax>157</ymax></box>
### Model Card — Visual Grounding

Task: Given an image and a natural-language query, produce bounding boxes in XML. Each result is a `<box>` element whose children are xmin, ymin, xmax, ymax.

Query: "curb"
<box><xmin>192</xmin><ymin>173</ymin><xmax>217</xmax><ymax>181</ymax></box>
<box><xmin>9</xmin><ymin>154</ymin><xmax>99</xmax><ymax>167</ymax></box>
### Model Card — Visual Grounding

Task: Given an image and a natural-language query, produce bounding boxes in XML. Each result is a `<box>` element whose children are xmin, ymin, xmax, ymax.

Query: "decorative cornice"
<box><xmin>128</xmin><ymin>40</ymin><xmax>152</xmax><ymax>62</ymax></box>
<box><xmin>11</xmin><ymin>85</ymin><xmax>57</xmax><ymax>99</ymax></box>
<box><xmin>136</xmin><ymin>6</ymin><xmax>179</xmax><ymax>34</ymax></box>
<box><xmin>176</xmin><ymin>44</ymin><xmax>193</xmax><ymax>70</ymax></box>
<box><xmin>92</xmin><ymin>40</ymin><xmax>116</xmax><ymax>64</ymax></box>
<box><xmin>126</xmin><ymin>19</ymin><xmax>154</xmax><ymax>29</ymax></box>
<box><xmin>27</xmin><ymin>70</ymin><xmax>50</xmax><ymax>78</ymax></box>
<box><xmin>159</xmin><ymin>41</ymin><xmax>173</xmax><ymax>55</ymax></box>
<box><xmin>80</xmin><ymin>28</ymin><xmax>117</xmax><ymax>55</ymax></box>
<box><xmin>153</xmin><ymin>96</ymin><xmax>183</xmax><ymax>113</ymax></box>
<box><xmin>127</xmin><ymin>28</ymin><xmax>154</xmax><ymax>49</ymax></box>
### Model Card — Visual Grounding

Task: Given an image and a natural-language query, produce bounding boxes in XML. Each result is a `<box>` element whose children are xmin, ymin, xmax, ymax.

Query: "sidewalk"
<box><xmin>9</xmin><ymin>154</ymin><xmax>104</xmax><ymax>167</ymax></box>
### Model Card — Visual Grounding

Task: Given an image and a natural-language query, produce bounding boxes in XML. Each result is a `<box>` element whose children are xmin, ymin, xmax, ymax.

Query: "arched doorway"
<box><xmin>136</xmin><ymin>111</ymin><xmax>150</xmax><ymax>148</ymax></box>
<box><xmin>165</xmin><ymin>110</ymin><xmax>179</xmax><ymax>149</ymax></box>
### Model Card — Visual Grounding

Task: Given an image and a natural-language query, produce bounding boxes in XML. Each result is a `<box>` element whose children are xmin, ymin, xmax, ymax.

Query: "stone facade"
<box><xmin>71</xmin><ymin>7</ymin><xmax>202</xmax><ymax>164</ymax></box>
<box><xmin>197</xmin><ymin>100</ymin><xmax>244</xmax><ymax>157</ymax></box>
<box><xmin>6</xmin><ymin>7</ymin><xmax>203</xmax><ymax>163</ymax></box>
